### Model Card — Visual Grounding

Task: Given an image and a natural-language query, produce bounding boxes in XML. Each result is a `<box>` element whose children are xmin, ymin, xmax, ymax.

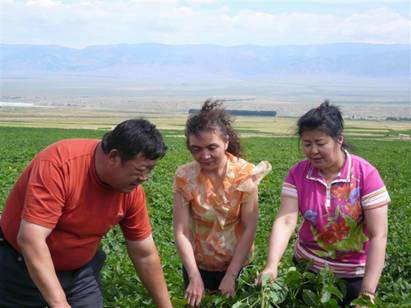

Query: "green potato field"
<box><xmin>0</xmin><ymin>126</ymin><xmax>410</xmax><ymax>307</ymax></box>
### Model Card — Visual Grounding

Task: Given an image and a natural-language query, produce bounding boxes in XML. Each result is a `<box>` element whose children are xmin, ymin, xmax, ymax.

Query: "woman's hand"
<box><xmin>354</xmin><ymin>292</ymin><xmax>375</xmax><ymax>308</ymax></box>
<box><xmin>256</xmin><ymin>265</ymin><xmax>278</xmax><ymax>285</ymax></box>
<box><xmin>218</xmin><ymin>272</ymin><xmax>236</xmax><ymax>297</ymax></box>
<box><xmin>184</xmin><ymin>273</ymin><xmax>204</xmax><ymax>307</ymax></box>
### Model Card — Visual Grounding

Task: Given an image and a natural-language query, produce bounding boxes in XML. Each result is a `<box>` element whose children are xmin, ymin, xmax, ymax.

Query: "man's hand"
<box><xmin>126</xmin><ymin>236</ymin><xmax>172</xmax><ymax>308</ymax></box>
<box><xmin>184</xmin><ymin>272</ymin><xmax>204</xmax><ymax>307</ymax></box>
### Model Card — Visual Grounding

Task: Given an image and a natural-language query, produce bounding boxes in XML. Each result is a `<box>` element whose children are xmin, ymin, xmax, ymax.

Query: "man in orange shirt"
<box><xmin>0</xmin><ymin>119</ymin><xmax>172</xmax><ymax>307</ymax></box>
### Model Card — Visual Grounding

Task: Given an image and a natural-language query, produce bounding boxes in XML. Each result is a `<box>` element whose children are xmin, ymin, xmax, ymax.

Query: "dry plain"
<box><xmin>0</xmin><ymin>106</ymin><xmax>410</xmax><ymax>140</ymax></box>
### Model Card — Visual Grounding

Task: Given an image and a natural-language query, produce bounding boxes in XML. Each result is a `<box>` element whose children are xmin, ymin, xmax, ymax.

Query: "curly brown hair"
<box><xmin>185</xmin><ymin>99</ymin><xmax>243</xmax><ymax>157</ymax></box>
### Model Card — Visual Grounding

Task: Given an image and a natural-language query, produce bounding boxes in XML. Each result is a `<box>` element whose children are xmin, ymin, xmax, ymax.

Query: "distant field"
<box><xmin>0</xmin><ymin>107</ymin><xmax>410</xmax><ymax>139</ymax></box>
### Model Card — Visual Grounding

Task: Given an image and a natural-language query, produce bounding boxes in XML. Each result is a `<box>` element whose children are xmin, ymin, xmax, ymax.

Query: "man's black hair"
<box><xmin>101</xmin><ymin>119</ymin><xmax>167</xmax><ymax>161</ymax></box>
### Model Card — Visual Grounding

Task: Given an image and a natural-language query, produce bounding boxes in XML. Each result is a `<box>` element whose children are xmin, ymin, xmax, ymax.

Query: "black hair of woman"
<box><xmin>297</xmin><ymin>100</ymin><xmax>352</xmax><ymax>150</ymax></box>
<box><xmin>185</xmin><ymin>99</ymin><xmax>243</xmax><ymax>157</ymax></box>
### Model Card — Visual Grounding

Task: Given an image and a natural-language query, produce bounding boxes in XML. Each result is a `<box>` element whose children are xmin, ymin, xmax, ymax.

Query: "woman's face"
<box><xmin>188</xmin><ymin>129</ymin><xmax>228</xmax><ymax>172</ymax></box>
<box><xmin>301</xmin><ymin>129</ymin><xmax>343</xmax><ymax>172</ymax></box>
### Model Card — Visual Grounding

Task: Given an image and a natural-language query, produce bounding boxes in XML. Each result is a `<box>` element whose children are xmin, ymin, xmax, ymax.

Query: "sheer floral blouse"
<box><xmin>173</xmin><ymin>153</ymin><xmax>271</xmax><ymax>271</ymax></box>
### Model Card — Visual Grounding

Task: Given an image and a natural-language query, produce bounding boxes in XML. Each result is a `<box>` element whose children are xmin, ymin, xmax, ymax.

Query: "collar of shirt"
<box><xmin>195</xmin><ymin>152</ymin><xmax>237</xmax><ymax>182</ymax></box>
<box><xmin>306</xmin><ymin>149</ymin><xmax>352</xmax><ymax>187</ymax></box>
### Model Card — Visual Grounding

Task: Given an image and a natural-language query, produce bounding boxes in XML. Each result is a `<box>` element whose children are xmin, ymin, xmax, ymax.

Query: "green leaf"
<box><xmin>326</xmin><ymin>285</ymin><xmax>343</xmax><ymax>300</ymax></box>
<box><xmin>269</xmin><ymin>288</ymin><xmax>287</xmax><ymax>304</ymax></box>
<box><xmin>325</xmin><ymin>298</ymin><xmax>339</xmax><ymax>308</ymax></box>
<box><xmin>302</xmin><ymin>289</ymin><xmax>318</xmax><ymax>306</ymax></box>
<box><xmin>232</xmin><ymin>302</ymin><xmax>244</xmax><ymax>308</ymax></box>
<box><xmin>351</xmin><ymin>294</ymin><xmax>377</xmax><ymax>307</ymax></box>
<box><xmin>171</xmin><ymin>297</ymin><xmax>186</xmax><ymax>307</ymax></box>
<box><xmin>285</xmin><ymin>269</ymin><xmax>302</xmax><ymax>285</ymax></box>
<box><xmin>320</xmin><ymin>289</ymin><xmax>331</xmax><ymax>303</ymax></box>
<box><xmin>269</xmin><ymin>291</ymin><xmax>280</xmax><ymax>303</ymax></box>
<box><xmin>261</xmin><ymin>273</ymin><xmax>272</xmax><ymax>286</ymax></box>
<box><xmin>211</xmin><ymin>296</ymin><xmax>224</xmax><ymax>305</ymax></box>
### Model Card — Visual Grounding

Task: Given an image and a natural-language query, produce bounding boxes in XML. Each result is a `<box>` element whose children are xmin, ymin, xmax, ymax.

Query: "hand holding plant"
<box><xmin>256</xmin><ymin>264</ymin><xmax>278</xmax><ymax>285</ymax></box>
<box><xmin>352</xmin><ymin>292</ymin><xmax>377</xmax><ymax>308</ymax></box>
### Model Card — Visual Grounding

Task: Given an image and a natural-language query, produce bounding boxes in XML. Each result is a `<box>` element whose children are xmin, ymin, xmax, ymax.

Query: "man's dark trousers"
<box><xmin>0</xmin><ymin>230</ymin><xmax>106</xmax><ymax>308</ymax></box>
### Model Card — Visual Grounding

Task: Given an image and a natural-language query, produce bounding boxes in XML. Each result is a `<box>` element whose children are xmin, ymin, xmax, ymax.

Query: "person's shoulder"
<box><xmin>37</xmin><ymin>139</ymin><xmax>99</xmax><ymax>164</ymax></box>
<box><xmin>42</xmin><ymin>139</ymin><xmax>99</xmax><ymax>153</ymax></box>
<box><xmin>288</xmin><ymin>159</ymin><xmax>310</xmax><ymax>175</ymax></box>
<box><xmin>224</xmin><ymin>153</ymin><xmax>256</xmax><ymax>175</ymax></box>
<box><xmin>175</xmin><ymin>161</ymin><xmax>197</xmax><ymax>178</ymax></box>
<box><xmin>130</xmin><ymin>185</ymin><xmax>145</xmax><ymax>198</ymax></box>
<box><xmin>124</xmin><ymin>185</ymin><xmax>148</xmax><ymax>208</ymax></box>
<box><xmin>232</xmin><ymin>155</ymin><xmax>254</xmax><ymax>169</ymax></box>
<box><xmin>55</xmin><ymin>138</ymin><xmax>99</xmax><ymax>146</ymax></box>
<box><xmin>174</xmin><ymin>161</ymin><xmax>198</xmax><ymax>190</ymax></box>
<box><xmin>349</xmin><ymin>153</ymin><xmax>377</xmax><ymax>172</ymax></box>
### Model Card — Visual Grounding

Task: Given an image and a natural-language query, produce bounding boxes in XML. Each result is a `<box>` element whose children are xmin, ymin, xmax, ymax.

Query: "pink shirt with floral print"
<box><xmin>282</xmin><ymin>151</ymin><xmax>390</xmax><ymax>278</ymax></box>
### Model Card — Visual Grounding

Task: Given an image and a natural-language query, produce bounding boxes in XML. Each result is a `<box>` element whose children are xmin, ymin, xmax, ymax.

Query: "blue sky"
<box><xmin>1</xmin><ymin>0</ymin><xmax>410</xmax><ymax>48</ymax></box>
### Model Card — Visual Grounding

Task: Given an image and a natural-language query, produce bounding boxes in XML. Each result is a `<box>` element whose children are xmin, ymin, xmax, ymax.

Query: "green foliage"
<box><xmin>0</xmin><ymin>127</ymin><xmax>410</xmax><ymax>307</ymax></box>
<box><xmin>171</xmin><ymin>263</ymin><xmax>346</xmax><ymax>308</ymax></box>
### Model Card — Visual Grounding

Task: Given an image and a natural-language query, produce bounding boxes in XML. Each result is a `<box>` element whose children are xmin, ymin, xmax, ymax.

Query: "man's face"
<box><xmin>108</xmin><ymin>152</ymin><xmax>157</xmax><ymax>193</ymax></box>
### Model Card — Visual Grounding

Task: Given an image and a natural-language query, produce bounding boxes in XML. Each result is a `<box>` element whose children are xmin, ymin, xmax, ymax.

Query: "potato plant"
<box><xmin>0</xmin><ymin>127</ymin><xmax>410</xmax><ymax>307</ymax></box>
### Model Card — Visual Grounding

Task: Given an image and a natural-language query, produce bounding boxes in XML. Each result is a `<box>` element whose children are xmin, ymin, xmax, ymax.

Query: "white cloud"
<box><xmin>184</xmin><ymin>0</ymin><xmax>217</xmax><ymax>4</ymax></box>
<box><xmin>338</xmin><ymin>8</ymin><xmax>411</xmax><ymax>43</ymax></box>
<box><xmin>0</xmin><ymin>0</ymin><xmax>409</xmax><ymax>47</ymax></box>
<box><xmin>26</xmin><ymin>0</ymin><xmax>62</xmax><ymax>7</ymax></box>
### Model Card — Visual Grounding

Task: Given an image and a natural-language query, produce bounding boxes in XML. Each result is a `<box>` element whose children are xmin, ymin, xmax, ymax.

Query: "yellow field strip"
<box><xmin>0</xmin><ymin>108</ymin><xmax>410</xmax><ymax>138</ymax></box>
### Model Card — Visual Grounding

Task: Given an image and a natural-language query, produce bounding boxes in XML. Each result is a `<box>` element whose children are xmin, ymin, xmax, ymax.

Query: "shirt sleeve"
<box><xmin>360</xmin><ymin>165</ymin><xmax>390</xmax><ymax>210</ymax></box>
<box><xmin>22</xmin><ymin>160</ymin><xmax>65</xmax><ymax>229</ymax></box>
<box><xmin>236</xmin><ymin>161</ymin><xmax>272</xmax><ymax>193</ymax></box>
<box><xmin>173</xmin><ymin>166</ymin><xmax>193</xmax><ymax>202</ymax></box>
<box><xmin>281</xmin><ymin>165</ymin><xmax>298</xmax><ymax>199</ymax></box>
<box><xmin>120</xmin><ymin>188</ymin><xmax>152</xmax><ymax>241</ymax></box>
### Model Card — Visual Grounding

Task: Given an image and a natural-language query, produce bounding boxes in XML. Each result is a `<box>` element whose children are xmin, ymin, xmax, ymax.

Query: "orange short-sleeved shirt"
<box><xmin>173</xmin><ymin>153</ymin><xmax>271</xmax><ymax>271</ymax></box>
<box><xmin>0</xmin><ymin>139</ymin><xmax>152</xmax><ymax>271</ymax></box>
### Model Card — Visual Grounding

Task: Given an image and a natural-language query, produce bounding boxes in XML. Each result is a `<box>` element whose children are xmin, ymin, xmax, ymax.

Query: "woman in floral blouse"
<box><xmin>173</xmin><ymin>100</ymin><xmax>271</xmax><ymax>306</ymax></box>
<box><xmin>260</xmin><ymin>101</ymin><xmax>390</xmax><ymax>307</ymax></box>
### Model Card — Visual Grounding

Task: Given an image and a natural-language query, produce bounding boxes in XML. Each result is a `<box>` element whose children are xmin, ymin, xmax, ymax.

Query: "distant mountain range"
<box><xmin>1</xmin><ymin>43</ymin><xmax>409</xmax><ymax>78</ymax></box>
<box><xmin>1</xmin><ymin>43</ymin><xmax>410</xmax><ymax>100</ymax></box>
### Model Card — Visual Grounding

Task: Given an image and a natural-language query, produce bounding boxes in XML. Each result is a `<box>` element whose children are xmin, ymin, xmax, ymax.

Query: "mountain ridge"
<box><xmin>2</xmin><ymin>43</ymin><xmax>409</xmax><ymax>78</ymax></box>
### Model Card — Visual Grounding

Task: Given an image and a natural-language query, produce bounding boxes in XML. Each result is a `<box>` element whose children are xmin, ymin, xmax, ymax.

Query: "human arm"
<box><xmin>173</xmin><ymin>191</ymin><xmax>204</xmax><ymax>306</ymax></box>
<box><xmin>218</xmin><ymin>188</ymin><xmax>259</xmax><ymax>297</ymax></box>
<box><xmin>259</xmin><ymin>195</ymin><xmax>299</xmax><ymax>281</ymax></box>
<box><xmin>126</xmin><ymin>235</ymin><xmax>172</xmax><ymax>308</ymax></box>
<box><xmin>17</xmin><ymin>220</ymin><xmax>70</xmax><ymax>308</ymax></box>
<box><xmin>355</xmin><ymin>205</ymin><xmax>388</xmax><ymax>306</ymax></box>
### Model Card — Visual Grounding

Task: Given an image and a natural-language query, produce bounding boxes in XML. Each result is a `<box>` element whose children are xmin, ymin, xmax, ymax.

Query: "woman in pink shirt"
<box><xmin>173</xmin><ymin>100</ymin><xmax>271</xmax><ymax>306</ymax></box>
<box><xmin>260</xmin><ymin>101</ymin><xmax>390</xmax><ymax>307</ymax></box>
